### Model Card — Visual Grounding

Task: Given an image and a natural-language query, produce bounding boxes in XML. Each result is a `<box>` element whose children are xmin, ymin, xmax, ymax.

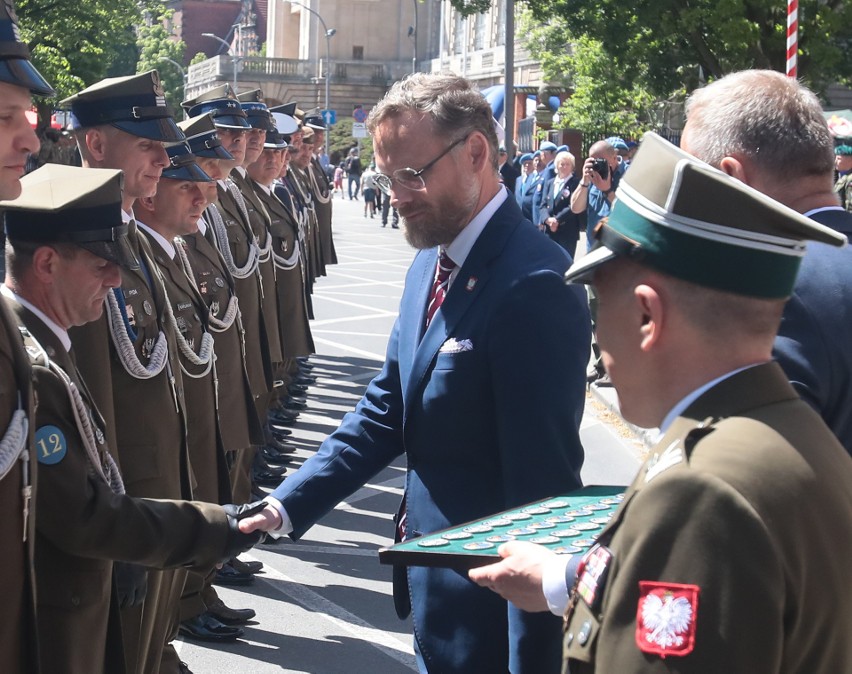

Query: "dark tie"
<box><xmin>425</xmin><ymin>250</ymin><xmax>456</xmax><ymax>328</ymax></box>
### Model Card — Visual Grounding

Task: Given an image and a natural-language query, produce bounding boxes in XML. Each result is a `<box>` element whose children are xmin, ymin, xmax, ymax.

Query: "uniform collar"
<box><xmin>1</xmin><ymin>285</ymin><xmax>71</xmax><ymax>352</ymax></box>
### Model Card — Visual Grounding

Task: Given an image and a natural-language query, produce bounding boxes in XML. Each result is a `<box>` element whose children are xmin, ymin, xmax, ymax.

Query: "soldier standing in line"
<box><xmin>62</xmin><ymin>71</ymin><xmax>195</xmax><ymax>674</ymax></box>
<box><xmin>303</xmin><ymin>109</ymin><xmax>337</xmax><ymax>269</ymax></box>
<box><xmin>246</xmin><ymin>120</ymin><xmax>316</xmax><ymax>414</ymax></box>
<box><xmin>1</xmin><ymin>163</ymin><xmax>263</xmax><ymax>674</ymax></box>
<box><xmin>834</xmin><ymin>144</ymin><xmax>852</xmax><ymax>212</ymax></box>
<box><xmin>134</xmin><ymin>141</ymin><xmax>260</xmax><ymax>646</ymax></box>
<box><xmin>0</xmin><ymin>2</ymin><xmax>53</xmax><ymax>670</ymax></box>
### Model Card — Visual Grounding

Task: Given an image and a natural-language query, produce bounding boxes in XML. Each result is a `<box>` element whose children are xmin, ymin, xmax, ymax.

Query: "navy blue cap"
<box><xmin>177</xmin><ymin>114</ymin><xmax>234</xmax><ymax>160</ymax></box>
<box><xmin>264</xmin><ymin>130</ymin><xmax>289</xmax><ymax>149</ymax></box>
<box><xmin>0</xmin><ymin>1</ymin><xmax>53</xmax><ymax>96</ymax></box>
<box><xmin>303</xmin><ymin>108</ymin><xmax>326</xmax><ymax>130</ymax></box>
<box><xmin>163</xmin><ymin>143</ymin><xmax>213</xmax><ymax>182</ymax></box>
<box><xmin>2</xmin><ymin>164</ymin><xmax>139</xmax><ymax>269</ymax></box>
<box><xmin>62</xmin><ymin>71</ymin><xmax>183</xmax><ymax>142</ymax></box>
<box><xmin>182</xmin><ymin>84</ymin><xmax>250</xmax><ymax>130</ymax></box>
<box><xmin>520</xmin><ymin>153</ymin><xmax>533</xmax><ymax>163</ymax></box>
<box><xmin>237</xmin><ymin>89</ymin><xmax>274</xmax><ymax>131</ymax></box>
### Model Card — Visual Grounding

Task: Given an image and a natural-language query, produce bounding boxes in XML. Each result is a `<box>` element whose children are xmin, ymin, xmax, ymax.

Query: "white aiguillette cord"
<box><xmin>206</xmin><ymin>201</ymin><xmax>260</xmax><ymax>279</ymax></box>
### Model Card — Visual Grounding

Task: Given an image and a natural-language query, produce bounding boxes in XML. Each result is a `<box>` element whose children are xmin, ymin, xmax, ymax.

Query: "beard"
<box><xmin>400</xmin><ymin>181</ymin><xmax>480</xmax><ymax>250</ymax></box>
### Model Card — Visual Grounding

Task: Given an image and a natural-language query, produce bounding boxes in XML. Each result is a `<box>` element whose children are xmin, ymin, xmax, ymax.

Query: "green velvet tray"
<box><xmin>378</xmin><ymin>485</ymin><xmax>625</xmax><ymax>570</ymax></box>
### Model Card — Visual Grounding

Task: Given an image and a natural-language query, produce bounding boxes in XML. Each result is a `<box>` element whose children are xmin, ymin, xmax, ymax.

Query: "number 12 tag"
<box><xmin>35</xmin><ymin>425</ymin><xmax>67</xmax><ymax>465</ymax></box>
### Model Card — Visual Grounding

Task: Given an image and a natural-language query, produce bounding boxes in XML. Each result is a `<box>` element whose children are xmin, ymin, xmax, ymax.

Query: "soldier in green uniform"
<box><xmin>63</xmin><ymin>70</ymin><xmax>198</xmax><ymax>674</ymax></box>
<box><xmin>834</xmin><ymin>144</ymin><xmax>852</xmax><ymax>212</ymax></box>
<box><xmin>1</xmin><ymin>164</ymin><xmax>263</xmax><ymax>674</ymax></box>
<box><xmin>303</xmin><ymin>109</ymin><xmax>337</xmax><ymax>269</ymax></box>
<box><xmin>0</xmin><ymin>3</ymin><xmax>53</xmax><ymax>671</ymax></box>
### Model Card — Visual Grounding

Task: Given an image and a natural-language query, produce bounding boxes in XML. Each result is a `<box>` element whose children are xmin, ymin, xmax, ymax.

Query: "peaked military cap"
<box><xmin>237</xmin><ymin>88</ymin><xmax>273</xmax><ymax>131</ymax></box>
<box><xmin>564</xmin><ymin>132</ymin><xmax>847</xmax><ymax>298</ymax></box>
<box><xmin>271</xmin><ymin>111</ymin><xmax>299</xmax><ymax>135</ymax></box>
<box><xmin>264</xmin><ymin>129</ymin><xmax>289</xmax><ymax>149</ymax></box>
<box><xmin>302</xmin><ymin>108</ymin><xmax>326</xmax><ymax>130</ymax></box>
<box><xmin>182</xmin><ymin>84</ymin><xmax>249</xmax><ymax>129</ymax></box>
<box><xmin>0</xmin><ymin>0</ymin><xmax>53</xmax><ymax>95</ymax></box>
<box><xmin>270</xmin><ymin>101</ymin><xmax>304</xmax><ymax>120</ymax></box>
<box><xmin>162</xmin><ymin>143</ymin><xmax>212</xmax><ymax>182</ymax></box>
<box><xmin>835</xmin><ymin>145</ymin><xmax>852</xmax><ymax>156</ymax></box>
<box><xmin>177</xmin><ymin>114</ymin><xmax>233</xmax><ymax>160</ymax></box>
<box><xmin>62</xmin><ymin>71</ymin><xmax>183</xmax><ymax>142</ymax></box>
<box><xmin>1</xmin><ymin>164</ymin><xmax>139</xmax><ymax>269</ymax></box>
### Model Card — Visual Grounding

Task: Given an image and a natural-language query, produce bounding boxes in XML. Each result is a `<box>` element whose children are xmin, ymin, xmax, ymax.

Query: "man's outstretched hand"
<box><xmin>236</xmin><ymin>502</ymin><xmax>284</xmax><ymax>534</ymax></box>
<box><xmin>222</xmin><ymin>501</ymin><xmax>268</xmax><ymax>559</ymax></box>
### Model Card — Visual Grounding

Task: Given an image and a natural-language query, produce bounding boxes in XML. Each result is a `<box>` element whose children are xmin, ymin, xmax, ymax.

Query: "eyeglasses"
<box><xmin>374</xmin><ymin>135</ymin><xmax>469</xmax><ymax>196</ymax></box>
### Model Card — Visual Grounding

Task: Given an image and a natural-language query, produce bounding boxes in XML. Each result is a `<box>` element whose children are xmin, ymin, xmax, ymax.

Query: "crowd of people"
<box><xmin>4</xmin><ymin>0</ymin><xmax>852</xmax><ymax>670</ymax></box>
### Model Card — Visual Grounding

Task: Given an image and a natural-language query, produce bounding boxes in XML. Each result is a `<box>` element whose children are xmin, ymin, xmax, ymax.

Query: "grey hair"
<box><xmin>684</xmin><ymin>70</ymin><xmax>834</xmax><ymax>177</ymax></box>
<box><xmin>366</xmin><ymin>72</ymin><xmax>499</xmax><ymax>172</ymax></box>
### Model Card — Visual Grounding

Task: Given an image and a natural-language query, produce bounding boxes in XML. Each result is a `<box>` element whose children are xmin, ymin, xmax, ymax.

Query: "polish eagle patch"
<box><xmin>635</xmin><ymin>581</ymin><xmax>699</xmax><ymax>658</ymax></box>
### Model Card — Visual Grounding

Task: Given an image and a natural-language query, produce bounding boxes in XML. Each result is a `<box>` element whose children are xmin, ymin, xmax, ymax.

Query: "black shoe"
<box><xmin>261</xmin><ymin>446</ymin><xmax>293</xmax><ymax>465</ymax></box>
<box><xmin>282</xmin><ymin>399</ymin><xmax>307</xmax><ymax>411</ymax></box>
<box><xmin>179</xmin><ymin>612</ymin><xmax>244</xmax><ymax>641</ymax></box>
<box><xmin>270</xmin><ymin>426</ymin><xmax>292</xmax><ymax>437</ymax></box>
<box><xmin>297</xmin><ymin>357</ymin><xmax>314</xmax><ymax>368</ymax></box>
<box><xmin>288</xmin><ymin>382</ymin><xmax>309</xmax><ymax>395</ymax></box>
<box><xmin>213</xmin><ymin>563</ymin><xmax>255</xmax><ymax>587</ymax></box>
<box><xmin>269</xmin><ymin>409</ymin><xmax>299</xmax><ymax>426</ymax></box>
<box><xmin>392</xmin><ymin>225</ymin><xmax>399</xmax><ymax>229</ymax></box>
<box><xmin>229</xmin><ymin>557</ymin><xmax>264</xmax><ymax>575</ymax></box>
<box><xmin>253</xmin><ymin>469</ymin><xmax>286</xmax><ymax>487</ymax></box>
<box><xmin>207</xmin><ymin>596</ymin><xmax>257</xmax><ymax>625</ymax></box>
<box><xmin>178</xmin><ymin>661</ymin><xmax>193</xmax><ymax>674</ymax></box>
<box><xmin>294</xmin><ymin>374</ymin><xmax>316</xmax><ymax>385</ymax></box>
<box><xmin>263</xmin><ymin>432</ymin><xmax>292</xmax><ymax>453</ymax></box>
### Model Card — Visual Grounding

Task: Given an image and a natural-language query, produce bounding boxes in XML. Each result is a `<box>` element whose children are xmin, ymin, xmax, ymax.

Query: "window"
<box><xmin>353</xmin><ymin>45</ymin><xmax>364</xmax><ymax>60</ymax></box>
<box><xmin>474</xmin><ymin>12</ymin><xmax>486</xmax><ymax>51</ymax></box>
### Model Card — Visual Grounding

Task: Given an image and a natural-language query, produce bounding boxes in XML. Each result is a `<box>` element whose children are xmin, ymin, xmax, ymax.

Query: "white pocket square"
<box><xmin>439</xmin><ymin>337</ymin><xmax>473</xmax><ymax>353</ymax></box>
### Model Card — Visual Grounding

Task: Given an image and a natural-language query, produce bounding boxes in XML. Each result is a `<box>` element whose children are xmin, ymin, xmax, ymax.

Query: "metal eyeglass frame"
<box><xmin>374</xmin><ymin>135</ymin><xmax>469</xmax><ymax>196</ymax></box>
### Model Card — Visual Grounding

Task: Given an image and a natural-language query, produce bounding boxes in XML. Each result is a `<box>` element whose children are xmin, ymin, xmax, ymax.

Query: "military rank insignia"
<box><xmin>636</xmin><ymin>581</ymin><xmax>699</xmax><ymax>658</ymax></box>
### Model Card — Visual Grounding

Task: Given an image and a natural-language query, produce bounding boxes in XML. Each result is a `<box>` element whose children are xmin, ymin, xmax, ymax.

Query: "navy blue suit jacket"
<box><xmin>541</xmin><ymin>173</ymin><xmax>581</xmax><ymax>257</ymax></box>
<box><xmin>271</xmin><ymin>195</ymin><xmax>590</xmax><ymax>673</ymax></box>
<box><xmin>532</xmin><ymin>163</ymin><xmax>556</xmax><ymax>226</ymax></box>
<box><xmin>774</xmin><ymin>207</ymin><xmax>852</xmax><ymax>455</ymax></box>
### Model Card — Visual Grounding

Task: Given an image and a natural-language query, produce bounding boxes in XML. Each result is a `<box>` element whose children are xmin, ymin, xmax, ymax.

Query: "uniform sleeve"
<box><xmin>588</xmin><ymin>472</ymin><xmax>785</xmax><ymax>673</ymax></box>
<box><xmin>270</xmin><ymin>319</ymin><xmax>406</xmax><ymax>538</ymax></box>
<box><xmin>32</xmin><ymin>365</ymin><xmax>231</xmax><ymax>570</ymax></box>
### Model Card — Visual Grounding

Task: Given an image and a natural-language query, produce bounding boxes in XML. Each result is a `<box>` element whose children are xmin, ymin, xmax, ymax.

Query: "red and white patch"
<box><xmin>635</xmin><ymin>581</ymin><xmax>699</xmax><ymax>658</ymax></box>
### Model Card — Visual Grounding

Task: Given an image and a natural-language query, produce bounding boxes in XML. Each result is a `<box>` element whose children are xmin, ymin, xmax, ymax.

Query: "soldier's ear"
<box><xmin>635</xmin><ymin>284</ymin><xmax>663</xmax><ymax>353</ymax></box>
<box><xmin>85</xmin><ymin>128</ymin><xmax>108</xmax><ymax>163</ymax></box>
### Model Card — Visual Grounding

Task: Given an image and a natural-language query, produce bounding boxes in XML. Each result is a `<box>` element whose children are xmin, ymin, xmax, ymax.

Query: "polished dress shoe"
<box><xmin>282</xmin><ymin>398</ymin><xmax>307</xmax><ymax>411</ymax></box>
<box><xmin>269</xmin><ymin>406</ymin><xmax>299</xmax><ymax>423</ymax></box>
<box><xmin>229</xmin><ymin>556</ymin><xmax>264</xmax><ymax>574</ymax></box>
<box><xmin>213</xmin><ymin>563</ymin><xmax>255</xmax><ymax>586</ymax></box>
<box><xmin>253</xmin><ymin>469</ymin><xmax>286</xmax><ymax>487</ymax></box>
<box><xmin>261</xmin><ymin>446</ymin><xmax>292</xmax><ymax>465</ymax></box>
<box><xmin>264</xmin><ymin>432</ymin><xmax>292</xmax><ymax>453</ymax></box>
<box><xmin>288</xmin><ymin>382</ymin><xmax>309</xmax><ymax>394</ymax></box>
<box><xmin>207</xmin><ymin>596</ymin><xmax>257</xmax><ymax>626</ymax></box>
<box><xmin>178</xmin><ymin>661</ymin><xmax>194</xmax><ymax>674</ymax></box>
<box><xmin>293</xmin><ymin>374</ymin><xmax>316</xmax><ymax>385</ymax></box>
<box><xmin>178</xmin><ymin>612</ymin><xmax>244</xmax><ymax>642</ymax></box>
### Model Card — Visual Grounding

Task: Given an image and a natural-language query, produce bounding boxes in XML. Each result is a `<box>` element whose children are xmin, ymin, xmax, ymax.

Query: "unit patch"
<box><xmin>636</xmin><ymin>581</ymin><xmax>699</xmax><ymax>658</ymax></box>
<box><xmin>35</xmin><ymin>425</ymin><xmax>67</xmax><ymax>465</ymax></box>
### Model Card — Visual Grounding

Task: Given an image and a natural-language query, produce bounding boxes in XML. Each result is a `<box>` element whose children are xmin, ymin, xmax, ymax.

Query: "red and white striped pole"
<box><xmin>786</xmin><ymin>0</ymin><xmax>798</xmax><ymax>78</ymax></box>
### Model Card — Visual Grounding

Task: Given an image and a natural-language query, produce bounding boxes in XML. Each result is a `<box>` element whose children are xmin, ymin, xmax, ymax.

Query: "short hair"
<box><xmin>555</xmin><ymin>151</ymin><xmax>575</xmax><ymax>171</ymax></box>
<box><xmin>684</xmin><ymin>70</ymin><xmax>834</xmax><ymax>178</ymax></box>
<box><xmin>5</xmin><ymin>239</ymin><xmax>78</xmax><ymax>287</ymax></box>
<box><xmin>366</xmin><ymin>72</ymin><xmax>499</xmax><ymax>172</ymax></box>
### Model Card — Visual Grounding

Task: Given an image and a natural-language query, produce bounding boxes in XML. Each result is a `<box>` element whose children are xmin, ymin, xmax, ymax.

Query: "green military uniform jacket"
<box><xmin>0</xmin><ymin>297</ymin><xmax>37</xmax><ymax>673</ymax></box>
<box><xmin>230</xmin><ymin>169</ymin><xmax>284</xmax><ymax>364</ymax></box>
<box><xmin>563</xmin><ymin>363</ymin><xmax>852</xmax><ymax>673</ymax></box>
<box><xmin>834</xmin><ymin>172</ymin><xmax>852</xmax><ymax>213</ymax></box>
<box><xmin>254</xmin><ymin>179</ymin><xmax>315</xmax><ymax>357</ymax></box>
<box><xmin>211</xmin><ymin>184</ymin><xmax>273</xmax><ymax>396</ymax></box>
<box><xmin>309</xmin><ymin>156</ymin><xmax>337</xmax><ymax>268</ymax></box>
<box><xmin>7</xmin><ymin>301</ymin><xmax>232</xmax><ymax>674</ymax></box>
<box><xmin>143</xmin><ymin>229</ymin><xmax>231</xmax><ymax>505</ymax></box>
<box><xmin>177</xmin><ymin>227</ymin><xmax>263</xmax><ymax>452</ymax></box>
<box><xmin>289</xmin><ymin>165</ymin><xmax>322</xmax><ymax>287</ymax></box>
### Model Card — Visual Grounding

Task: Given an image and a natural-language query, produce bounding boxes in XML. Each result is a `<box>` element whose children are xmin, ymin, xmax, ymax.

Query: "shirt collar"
<box><xmin>255</xmin><ymin>181</ymin><xmax>272</xmax><ymax>195</ymax></box>
<box><xmin>444</xmin><ymin>187</ymin><xmax>508</xmax><ymax>279</ymax></box>
<box><xmin>136</xmin><ymin>220</ymin><xmax>176</xmax><ymax>259</ymax></box>
<box><xmin>122</xmin><ymin>208</ymin><xmax>135</xmax><ymax>224</ymax></box>
<box><xmin>197</xmin><ymin>217</ymin><xmax>207</xmax><ymax>236</ymax></box>
<box><xmin>659</xmin><ymin>363</ymin><xmax>765</xmax><ymax>431</ymax></box>
<box><xmin>1</xmin><ymin>285</ymin><xmax>71</xmax><ymax>352</ymax></box>
<box><xmin>805</xmin><ymin>205</ymin><xmax>845</xmax><ymax>218</ymax></box>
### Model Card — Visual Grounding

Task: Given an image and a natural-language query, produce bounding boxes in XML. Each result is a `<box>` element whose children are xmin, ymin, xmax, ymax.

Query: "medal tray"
<box><xmin>378</xmin><ymin>485</ymin><xmax>625</xmax><ymax>570</ymax></box>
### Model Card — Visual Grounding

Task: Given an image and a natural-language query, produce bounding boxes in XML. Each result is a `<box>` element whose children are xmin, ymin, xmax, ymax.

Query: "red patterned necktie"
<box><xmin>425</xmin><ymin>250</ymin><xmax>456</xmax><ymax>328</ymax></box>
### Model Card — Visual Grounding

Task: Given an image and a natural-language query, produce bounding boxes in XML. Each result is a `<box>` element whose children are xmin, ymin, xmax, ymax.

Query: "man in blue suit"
<box><xmin>240</xmin><ymin>72</ymin><xmax>591</xmax><ymax>673</ymax></box>
<box><xmin>681</xmin><ymin>69</ymin><xmax>852</xmax><ymax>456</ymax></box>
<box><xmin>514</xmin><ymin>152</ymin><xmax>535</xmax><ymax>220</ymax></box>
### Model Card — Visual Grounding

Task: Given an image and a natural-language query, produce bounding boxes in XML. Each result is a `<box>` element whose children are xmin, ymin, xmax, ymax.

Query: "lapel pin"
<box><xmin>466</xmin><ymin>277</ymin><xmax>478</xmax><ymax>291</ymax></box>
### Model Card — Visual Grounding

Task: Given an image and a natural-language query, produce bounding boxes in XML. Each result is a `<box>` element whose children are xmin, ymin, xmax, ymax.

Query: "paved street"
<box><xmin>177</xmin><ymin>195</ymin><xmax>645</xmax><ymax>673</ymax></box>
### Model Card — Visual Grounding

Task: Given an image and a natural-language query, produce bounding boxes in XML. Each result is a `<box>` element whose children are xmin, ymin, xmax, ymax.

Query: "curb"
<box><xmin>588</xmin><ymin>381</ymin><xmax>659</xmax><ymax>450</ymax></box>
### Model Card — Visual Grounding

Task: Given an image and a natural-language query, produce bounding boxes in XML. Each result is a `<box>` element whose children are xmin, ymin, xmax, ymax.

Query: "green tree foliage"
<box><xmin>17</xmin><ymin>0</ymin><xmax>157</xmax><ymax>130</ymax></box>
<box><xmin>520</xmin><ymin>14</ymin><xmax>658</xmax><ymax>139</ymax></box>
<box><xmin>136</xmin><ymin>9</ymin><xmax>187</xmax><ymax>110</ymax></box>
<box><xmin>328</xmin><ymin>117</ymin><xmax>374</xmax><ymax>167</ymax></box>
<box><xmin>519</xmin><ymin>0</ymin><xmax>852</xmax><ymax>95</ymax></box>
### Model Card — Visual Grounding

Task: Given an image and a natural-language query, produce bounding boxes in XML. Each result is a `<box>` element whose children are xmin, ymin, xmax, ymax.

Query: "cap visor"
<box><xmin>212</xmin><ymin>115</ymin><xmax>251</xmax><ymax>129</ymax></box>
<box><xmin>162</xmin><ymin>162</ymin><xmax>213</xmax><ymax>182</ymax></box>
<box><xmin>563</xmin><ymin>245</ymin><xmax>617</xmax><ymax>285</ymax></box>
<box><xmin>0</xmin><ymin>58</ymin><xmax>55</xmax><ymax>96</ymax></box>
<box><xmin>78</xmin><ymin>236</ymin><xmax>140</xmax><ymax>270</ymax></box>
<box><xmin>112</xmin><ymin>117</ymin><xmax>185</xmax><ymax>143</ymax></box>
<box><xmin>193</xmin><ymin>144</ymin><xmax>234</xmax><ymax>160</ymax></box>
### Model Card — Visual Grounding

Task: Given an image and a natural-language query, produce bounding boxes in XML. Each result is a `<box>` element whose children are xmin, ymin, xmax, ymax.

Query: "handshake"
<box><xmin>222</xmin><ymin>500</ymin><xmax>284</xmax><ymax>560</ymax></box>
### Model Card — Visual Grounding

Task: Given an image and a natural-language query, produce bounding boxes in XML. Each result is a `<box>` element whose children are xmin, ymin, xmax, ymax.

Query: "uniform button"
<box><xmin>578</xmin><ymin>620</ymin><xmax>592</xmax><ymax>645</ymax></box>
<box><xmin>565</xmin><ymin>632</ymin><xmax>574</xmax><ymax>646</ymax></box>
<box><xmin>71</xmin><ymin>596</ymin><xmax>80</xmax><ymax>607</ymax></box>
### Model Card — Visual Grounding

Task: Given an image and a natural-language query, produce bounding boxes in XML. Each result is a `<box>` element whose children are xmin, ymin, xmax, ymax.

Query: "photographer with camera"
<box><xmin>570</xmin><ymin>140</ymin><xmax>624</xmax><ymax>250</ymax></box>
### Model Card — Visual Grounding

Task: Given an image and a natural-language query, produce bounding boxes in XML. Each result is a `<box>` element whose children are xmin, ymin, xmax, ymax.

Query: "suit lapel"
<box><xmin>401</xmin><ymin>198</ymin><xmax>519</xmax><ymax>410</ymax></box>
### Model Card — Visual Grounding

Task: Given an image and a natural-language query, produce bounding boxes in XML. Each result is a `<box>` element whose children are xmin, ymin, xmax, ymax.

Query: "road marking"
<box><xmin>312</xmin><ymin>337</ymin><xmax>386</xmax><ymax>361</ymax></box>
